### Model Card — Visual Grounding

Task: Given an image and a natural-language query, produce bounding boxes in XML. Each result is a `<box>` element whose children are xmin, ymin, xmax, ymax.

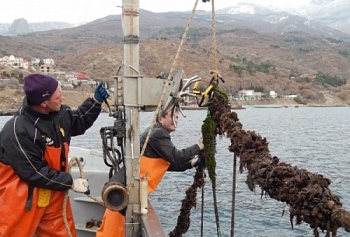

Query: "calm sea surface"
<box><xmin>1</xmin><ymin>106</ymin><xmax>349</xmax><ymax>237</ymax></box>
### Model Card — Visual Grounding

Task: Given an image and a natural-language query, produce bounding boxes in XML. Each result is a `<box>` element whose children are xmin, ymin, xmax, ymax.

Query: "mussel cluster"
<box><xmin>209</xmin><ymin>92</ymin><xmax>350</xmax><ymax>237</ymax></box>
<box><xmin>169</xmin><ymin>159</ymin><xmax>205</xmax><ymax>237</ymax></box>
<box><xmin>170</xmin><ymin>88</ymin><xmax>350</xmax><ymax>237</ymax></box>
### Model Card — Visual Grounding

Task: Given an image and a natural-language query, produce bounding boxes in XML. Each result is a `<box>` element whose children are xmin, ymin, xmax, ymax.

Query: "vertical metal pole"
<box><xmin>122</xmin><ymin>0</ymin><xmax>141</xmax><ymax>236</ymax></box>
<box><xmin>231</xmin><ymin>154</ymin><xmax>237</xmax><ymax>237</ymax></box>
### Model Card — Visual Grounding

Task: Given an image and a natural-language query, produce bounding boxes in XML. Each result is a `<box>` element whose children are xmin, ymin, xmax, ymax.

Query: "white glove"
<box><xmin>190</xmin><ymin>156</ymin><xmax>205</xmax><ymax>168</ymax></box>
<box><xmin>72</xmin><ymin>178</ymin><xmax>89</xmax><ymax>193</ymax></box>
<box><xmin>197</xmin><ymin>139</ymin><xmax>204</xmax><ymax>150</ymax></box>
<box><xmin>190</xmin><ymin>156</ymin><xmax>199</xmax><ymax>167</ymax></box>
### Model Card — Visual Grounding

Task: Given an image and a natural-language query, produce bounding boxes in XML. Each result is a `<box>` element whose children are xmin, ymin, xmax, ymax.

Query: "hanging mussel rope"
<box><xmin>209</xmin><ymin>87</ymin><xmax>350</xmax><ymax>237</ymax></box>
<box><xmin>163</xmin><ymin>0</ymin><xmax>350</xmax><ymax>234</ymax></box>
<box><xmin>170</xmin><ymin>1</ymin><xmax>225</xmax><ymax>234</ymax></box>
<box><xmin>200</xmin><ymin>86</ymin><xmax>224</xmax><ymax>237</ymax></box>
<box><xmin>169</xmin><ymin>157</ymin><xmax>206</xmax><ymax>237</ymax></box>
<box><xmin>169</xmin><ymin>85</ymin><xmax>225</xmax><ymax>237</ymax></box>
<box><xmin>170</xmin><ymin>84</ymin><xmax>350</xmax><ymax>236</ymax></box>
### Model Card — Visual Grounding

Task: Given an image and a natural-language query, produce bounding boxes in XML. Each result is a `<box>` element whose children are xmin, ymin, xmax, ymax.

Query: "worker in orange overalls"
<box><xmin>0</xmin><ymin>74</ymin><xmax>109</xmax><ymax>236</ymax></box>
<box><xmin>96</xmin><ymin>108</ymin><xmax>204</xmax><ymax>236</ymax></box>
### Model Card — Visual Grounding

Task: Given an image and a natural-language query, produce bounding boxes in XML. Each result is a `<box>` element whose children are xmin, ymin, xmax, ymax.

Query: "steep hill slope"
<box><xmin>1</xmin><ymin>12</ymin><xmax>350</xmax><ymax>105</ymax></box>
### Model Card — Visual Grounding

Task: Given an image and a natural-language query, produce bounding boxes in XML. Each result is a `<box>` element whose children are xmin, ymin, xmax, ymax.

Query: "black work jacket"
<box><xmin>0</xmin><ymin>97</ymin><xmax>102</xmax><ymax>191</ymax></box>
<box><xmin>140</xmin><ymin>123</ymin><xmax>200</xmax><ymax>171</ymax></box>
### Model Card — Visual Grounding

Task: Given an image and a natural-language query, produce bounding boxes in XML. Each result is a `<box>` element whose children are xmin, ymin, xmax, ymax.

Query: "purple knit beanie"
<box><xmin>24</xmin><ymin>74</ymin><xmax>59</xmax><ymax>105</ymax></box>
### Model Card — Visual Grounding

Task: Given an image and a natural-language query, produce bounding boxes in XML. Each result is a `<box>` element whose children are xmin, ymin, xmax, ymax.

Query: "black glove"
<box><xmin>94</xmin><ymin>82</ymin><xmax>110</xmax><ymax>103</ymax></box>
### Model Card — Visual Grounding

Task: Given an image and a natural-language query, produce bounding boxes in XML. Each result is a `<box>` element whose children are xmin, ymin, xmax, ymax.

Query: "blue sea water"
<box><xmin>1</xmin><ymin>106</ymin><xmax>349</xmax><ymax>236</ymax></box>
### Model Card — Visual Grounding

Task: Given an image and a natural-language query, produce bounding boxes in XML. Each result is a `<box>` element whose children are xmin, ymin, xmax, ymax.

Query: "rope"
<box><xmin>212</xmin><ymin>178</ymin><xmax>221</xmax><ymax>237</ymax></box>
<box><xmin>63</xmin><ymin>157</ymin><xmax>106</xmax><ymax>237</ymax></box>
<box><xmin>165</xmin><ymin>1</ymin><xmax>225</xmax><ymax>236</ymax></box>
<box><xmin>208</xmin><ymin>0</ymin><xmax>223</xmax><ymax>87</ymax></box>
<box><xmin>138</xmin><ymin>0</ymin><xmax>226</xmax><ymax>235</ymax></box>
<box><xmin>210</xmin><ymin>2</ymin><xmax>225</xmax><ymax>236</ymax></box>
<box><xmin>139</xmin><ymin>0</ymin><xmax>200</xmax><ymax>164</ymax></box>
<box><xmin>63</xmin><ymin>192</ymin><xmax>73</xmax><ymax>237</ymax></box>
<box><xmin>211</xmin><ymin>0</ymin><xmax>218</xmax><ymax>72</ymax></box>
<box><xmin>69</xmin><ymin>157</ymin><xmax>105</xmax><ymax>205</ymax></box>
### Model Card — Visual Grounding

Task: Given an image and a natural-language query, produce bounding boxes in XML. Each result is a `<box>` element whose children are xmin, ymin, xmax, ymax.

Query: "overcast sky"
<box><xmin>1</xmin><ymin>0</ymin><xmax>309</xmax><ymax>24</ymax></box>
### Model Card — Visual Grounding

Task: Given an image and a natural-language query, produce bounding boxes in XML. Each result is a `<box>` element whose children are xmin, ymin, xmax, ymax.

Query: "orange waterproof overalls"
<box><xmin>96</xmin><ymin>156</ymin><xmax>170</xmax><ymax>237</ymax></box>
<box><xmin>0</xmin><ymin>143</ymin><xmax>76</xmax><ymax>237</ymax></box>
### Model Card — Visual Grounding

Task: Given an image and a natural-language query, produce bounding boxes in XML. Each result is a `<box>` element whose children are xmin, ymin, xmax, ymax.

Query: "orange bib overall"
<box><xmin>0</xmin><ymin>143</ymin><xmax>76</xmax><ymax>237</ymax></box>
<box><xmin>96</xmin><ymin>156</ymin><xmax>170</xmax><ymax>237</ymax></box>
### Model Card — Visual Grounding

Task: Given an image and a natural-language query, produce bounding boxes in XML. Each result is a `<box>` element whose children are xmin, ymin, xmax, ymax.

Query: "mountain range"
<box><xmin>1</xmin><ymin>1</ymin><xmax>350</xmax><ymax>37</ymax></box>
<box><xmin>1</xmin><ymin>1</ymin><xmax>350</xmax><ymax>105</ymax></box>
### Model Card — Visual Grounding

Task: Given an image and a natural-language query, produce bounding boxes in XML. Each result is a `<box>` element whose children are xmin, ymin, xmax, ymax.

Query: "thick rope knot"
<box><xmin>210</xmin><ymin>70</ymin><xmax>224</xmax><ymax>85</ymax></box>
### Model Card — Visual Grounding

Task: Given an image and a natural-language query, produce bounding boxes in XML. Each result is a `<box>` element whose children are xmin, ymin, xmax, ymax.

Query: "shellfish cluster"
<box><xmin>170</xmin><ymin>87</ymin><xmax>350</xmax><ymax>237</ymax></box>
<box><xmin>211</xmin><ymin>91</ymin><xmax>350</xmax><ymax>237</ymax></box>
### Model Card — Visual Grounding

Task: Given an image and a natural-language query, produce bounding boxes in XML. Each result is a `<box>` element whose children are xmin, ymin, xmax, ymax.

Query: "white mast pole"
<box><xmin>122</xmin><ymin>0</ymin><xmax>141</xmax><ymax>235</ymax></box>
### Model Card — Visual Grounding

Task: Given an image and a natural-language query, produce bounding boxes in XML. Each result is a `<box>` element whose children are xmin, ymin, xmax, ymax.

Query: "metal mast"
<box><xmin>122</xmin><ymin>0</ymin><xmax>141</xmax><ymax>235</ymax></box>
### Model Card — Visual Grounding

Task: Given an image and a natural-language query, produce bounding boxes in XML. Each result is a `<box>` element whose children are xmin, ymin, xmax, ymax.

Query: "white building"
<box><xmin>1</xmin><ymin>55</ymin><xmax>24</xmax><ymax>68</ymax></box>
<box><xmin>269</xmin><ymin>91</ymin><xmax>277</xmax><ymax>99</ymax></box>
<box><xmin>31</xmin><ymin>58</ymin><xmax>40</xmax><ymax>66</ymax></box>
<box><xmin>237</xmin><ymin>90</ymin><xmax>265</xmax><ymax>100</ymax></box>
<box><xmin>43</xmin><ymin>58</ymin><xmax>55</xmax><ymax>65</ymax></box>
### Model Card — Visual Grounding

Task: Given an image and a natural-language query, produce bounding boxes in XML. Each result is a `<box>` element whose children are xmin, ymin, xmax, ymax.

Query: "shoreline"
<box><xmin>2</xmin><ymin>103</ymin><xmax>349</xmax><ymax>116</ymax></box>
<box><xmin>0</xmin><ymin>89</ymin><xmax>348</xmax><ymax>116</ymax></box>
